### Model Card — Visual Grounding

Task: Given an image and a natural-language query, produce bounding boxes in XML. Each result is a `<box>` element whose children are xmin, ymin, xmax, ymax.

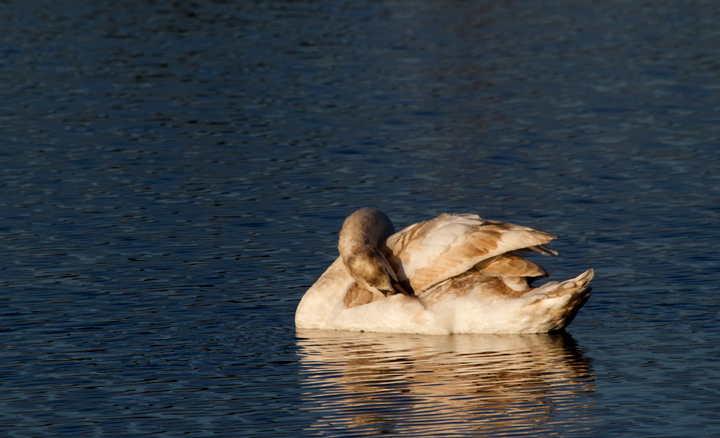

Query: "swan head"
<box><xmin>338</xmin><ymin>209</ymin><xmax>398</xmax><ymax>297</ymax></box>
<box><xmin>343</xmin><ymin>245</ymin><xmax>396</xmax><ymax>297</ymax></box>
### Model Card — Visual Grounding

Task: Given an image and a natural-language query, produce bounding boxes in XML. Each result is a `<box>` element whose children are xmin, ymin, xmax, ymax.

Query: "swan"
<box><xmin>296</xmin><ymin>208</ymin><xmax>593</xmax><ymax>334</ymax></box>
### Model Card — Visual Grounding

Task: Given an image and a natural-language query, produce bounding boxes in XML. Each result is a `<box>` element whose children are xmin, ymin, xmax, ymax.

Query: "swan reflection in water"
<box><xmin>296</xmin><ymin>329</ymin><xmax>595</xmax><ymax>436</ymax></box>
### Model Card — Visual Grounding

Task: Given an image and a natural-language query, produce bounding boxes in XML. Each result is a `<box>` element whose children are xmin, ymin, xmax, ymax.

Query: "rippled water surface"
<box><xmin>2</xmin><ymin>0</ymin><xmax>720</xmax><ymax>436</ymax></box>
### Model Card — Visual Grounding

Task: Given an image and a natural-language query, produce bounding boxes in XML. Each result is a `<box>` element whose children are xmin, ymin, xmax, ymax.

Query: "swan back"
<box><xmin>386</xmin><ymin>214</ymin><xmax>557</xmax><ymax>294</ymax></box>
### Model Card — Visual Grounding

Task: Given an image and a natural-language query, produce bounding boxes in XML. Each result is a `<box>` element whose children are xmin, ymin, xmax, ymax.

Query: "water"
<box><xmin>1</xmin><ymin>0</ymin><xmax>719</xmax><ymax>436</ymax></box>
<box><xmin>297</xmin><ymin>330</ymin><xmax>596</xmax><ymax>436</ymax></box>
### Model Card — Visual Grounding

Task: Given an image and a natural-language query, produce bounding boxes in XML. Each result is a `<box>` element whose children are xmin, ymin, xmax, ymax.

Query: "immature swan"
<box><xmin>296</xmin><ymin>208</ymin><xmax>593</xmax><ymax>334</ymax></box>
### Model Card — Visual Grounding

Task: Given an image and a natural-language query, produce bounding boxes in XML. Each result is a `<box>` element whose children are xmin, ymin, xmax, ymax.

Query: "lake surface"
<box><xmin>1</xmin><ymin>0</ymin><xmax>720</xmax><ymax>436</ymax></box>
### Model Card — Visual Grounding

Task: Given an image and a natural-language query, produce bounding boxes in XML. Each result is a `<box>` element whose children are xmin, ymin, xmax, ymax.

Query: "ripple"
<box><xmin>0</xmin><ymin>0</ymin><xmax>719</xmax><ymax>435</ymax></box>
<box><xmin>296</xmin><ymin>329</ymin><xmax>596</xmax><ymax>436</ymax></box>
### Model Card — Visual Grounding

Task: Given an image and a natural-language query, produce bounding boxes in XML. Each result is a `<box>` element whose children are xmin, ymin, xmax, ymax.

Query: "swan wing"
<box><xmin>386</xmin><ymin>214</ymin><xmax>556</xmax><ymax>294</ymax></box>
<box><xmin>476</xmin><ymin>252</ymin><xmax>549</xmax><ymax>278</ymax></box>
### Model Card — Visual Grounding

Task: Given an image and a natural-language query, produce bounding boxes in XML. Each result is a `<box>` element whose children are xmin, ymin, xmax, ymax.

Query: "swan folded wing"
<box><xmin>475</xmin><ymin>253</ymin><xmax>549</xmax><ymax>278</ymax></box>
<box><xmin>386</xmin><ymin>214</ymin><xmax>557</xmax><ymax>294</ymax></box>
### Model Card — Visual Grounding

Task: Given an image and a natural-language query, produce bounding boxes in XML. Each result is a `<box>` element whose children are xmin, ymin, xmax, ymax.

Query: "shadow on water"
<box><xmin>296</xmin><ymin>329</ymin><xmax>595</xmax><ymax>436</ymax></box>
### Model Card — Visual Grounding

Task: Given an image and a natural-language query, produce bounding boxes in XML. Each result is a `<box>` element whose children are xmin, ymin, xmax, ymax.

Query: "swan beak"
<box><xmin>378</xmin><ymin>285</ymin><xmax>410</xmax><ymax>297</ymax></box>
<box><xmin>379</xmin><ymin>288</ymin><xmax>394</xmax><ymax>297</ymax></box>
<box><xmin>392</xmin><ymin>282</ymin><xmax>414</xmax><ymax>297</ymax></box>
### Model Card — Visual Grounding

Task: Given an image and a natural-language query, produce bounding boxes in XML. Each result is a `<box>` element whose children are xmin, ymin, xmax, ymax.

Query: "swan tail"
<box><xmin>526</xmin><ymin>269</ymin><xmax>593</xmax><ymax>332</ymax></box>
<box><xmin>546</xmin><ymin>269</ymin><xmax>593</xmax><ymax>298</ymax></box>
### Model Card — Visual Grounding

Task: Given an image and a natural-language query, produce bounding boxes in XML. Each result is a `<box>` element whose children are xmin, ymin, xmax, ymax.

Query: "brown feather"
<box><xmin>476</xmin><ymin>253</ymin><xmax>549</xmax><ymax>278</ymax></box>
<box><xmin>389</xmin><ymin>215</ymin><xmax>557</xmax><ymax>294</ymax></box>
<box><xmin>421</xmin><ymin>270</ymin><xmax>527</xmax><ymax>308</ymax></box>
<box><xmin>343</xmin><ymin>283</ymin><xmax>384</xmax><ymax>308</ymax></box>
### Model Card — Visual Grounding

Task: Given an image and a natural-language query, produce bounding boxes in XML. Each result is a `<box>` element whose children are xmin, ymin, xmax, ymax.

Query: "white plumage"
<box><xmin>296</xmin><ymin>208</ymin><xmax>593</xmax><ymax>334</ymax></box>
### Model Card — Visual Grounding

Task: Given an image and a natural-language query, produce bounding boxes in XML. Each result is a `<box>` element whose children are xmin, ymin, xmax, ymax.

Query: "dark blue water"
<box><xmin>1</xmin><ymin>0</ymin><xmax>719</xmax><ymax>436</ymax></box>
